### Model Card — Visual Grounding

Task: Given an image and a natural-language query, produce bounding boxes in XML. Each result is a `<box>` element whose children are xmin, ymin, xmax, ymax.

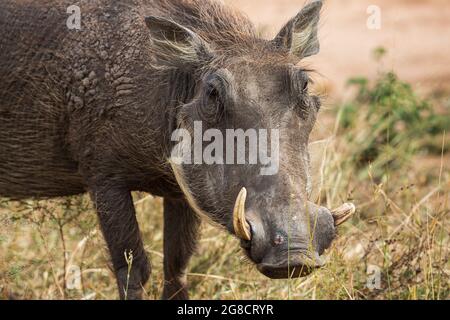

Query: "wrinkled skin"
<box><xmin>174</xmin><ymin>62</ymin><xmax>334</xmax><ymax>278</ymax></box>
<box><xmin>0</xmin><ymin>0</ymin><xmax>337</xmax><ymax>299</ymax></box>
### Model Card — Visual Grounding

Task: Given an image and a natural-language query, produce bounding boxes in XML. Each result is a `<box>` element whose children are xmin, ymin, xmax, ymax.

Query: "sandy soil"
<box><xmin>225</xmin><ymin>0</ymin><xmax>450</xmax><ymax>100</ymax></box>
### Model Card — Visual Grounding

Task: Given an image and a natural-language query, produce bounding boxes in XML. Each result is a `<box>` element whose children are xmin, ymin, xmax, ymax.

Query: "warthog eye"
<box><xmin>302</xmin><ymin>77</ymin><xmax>309</xmax><ymax>93</ymax></box>
<box><xmin>297</xmin><ymin>71</ymin><xmax>311</xmax><ymax>95</ymax></box>
<box><xmin>287</xmin><ymin>67</ymin><xmax>312</xmax><ymax>104</ymax></box>
<box><xmin>205</xmin><ymin>82</ymin><xmax>220</xmax><ymax>101</ymax></box>
<box><xmin>199</xmin><ymin>75</ymin><xmax>227</xmax><ymax>123</ymax></box>
<box><xmin>199</xmin><ymin>71</ymin><xmax>235</xmax><ymax>123</ymax></box>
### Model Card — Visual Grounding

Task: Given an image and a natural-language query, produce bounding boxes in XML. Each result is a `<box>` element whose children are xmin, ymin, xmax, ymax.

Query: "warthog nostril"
<box><xmin>274</xmin><ymin>234</ymin><xmax>285</xmax><ymax>246</ymax></box>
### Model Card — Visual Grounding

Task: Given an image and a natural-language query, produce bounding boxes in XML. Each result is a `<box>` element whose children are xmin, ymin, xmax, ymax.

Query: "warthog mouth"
<box><xmin>257</xmin><ymin>253</ymin><xmax>325</xmax><ymax>279</ymax></box>
<box><xmin>257</xmin><ymin>264</ymin><xmax>316</xmax><ymax>279</ymax></box>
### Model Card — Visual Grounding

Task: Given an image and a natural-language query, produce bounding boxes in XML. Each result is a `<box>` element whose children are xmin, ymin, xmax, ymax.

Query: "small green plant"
<box><xmin>338</xmin><ymin>70</ymin><xmax>449</xmax><ymax>180</ymax></box>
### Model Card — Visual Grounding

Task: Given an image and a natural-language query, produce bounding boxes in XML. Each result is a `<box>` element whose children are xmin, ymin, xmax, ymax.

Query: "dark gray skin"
<box><xmin>0</xmin><ymin>0</ymin><xmax>335</xmax><ymax>299</ymax></box>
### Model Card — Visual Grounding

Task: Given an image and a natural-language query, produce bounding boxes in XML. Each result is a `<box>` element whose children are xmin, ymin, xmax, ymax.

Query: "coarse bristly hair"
<box><xmin>147</xmin><ymin>0</ymin><xmax>293</xmax><ymax>71</ymax></box>
<box><xmin>152</xmin><ymin>0</ymin><xmax>257</xmax><ymax>48</ymax></box>
<box><xmin>145</xmin><ymin>0</ymin><xmax>298</xmax><ymax>120</ymax></box>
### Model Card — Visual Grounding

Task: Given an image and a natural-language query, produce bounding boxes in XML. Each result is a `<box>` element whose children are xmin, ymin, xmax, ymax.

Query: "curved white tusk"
<box><xmin>232</xmin><ymin>187</ymin><xmax>251</xmax><ymax>241</ymax></box>
<box><xmin>331</xmin><ymin>203</ymin><xmax>356</xmax><ymax>226</ymax></box>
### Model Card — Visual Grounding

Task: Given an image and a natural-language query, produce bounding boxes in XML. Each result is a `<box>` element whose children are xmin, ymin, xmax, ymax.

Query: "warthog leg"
<box><xmin>90</xmin><ymin>185</ymin><xmax>150</xmax><ymax>300</ymax></box>
<box><xmin>162</xmin><ymin>199</ymin><xmax>201</xmax><ymax>300</ymax></box>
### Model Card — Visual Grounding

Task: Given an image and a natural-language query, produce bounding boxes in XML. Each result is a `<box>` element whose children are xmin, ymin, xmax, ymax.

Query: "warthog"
<box><xmin>0</xmin><ymin>0</ymin><xmax>355</xmax><ymax>299</ymax></box>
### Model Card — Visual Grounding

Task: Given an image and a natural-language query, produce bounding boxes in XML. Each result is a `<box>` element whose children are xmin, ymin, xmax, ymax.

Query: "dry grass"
<box><xmin>0</xmin><ymin>73</ymin><xmax>449</xmax><ymax>300</ymax></box>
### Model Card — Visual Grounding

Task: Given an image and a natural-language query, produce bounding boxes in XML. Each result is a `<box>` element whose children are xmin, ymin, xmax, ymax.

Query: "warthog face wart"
<box><xmin>146</xmin><ymin>0</ymin><xmax>354</xmax><ymax>279</ymax></box>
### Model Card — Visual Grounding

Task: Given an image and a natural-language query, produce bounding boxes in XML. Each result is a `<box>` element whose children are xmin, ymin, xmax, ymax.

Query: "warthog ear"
<box><xmin>145</xmin><ymin>16</ymin><xmax>213</xmax><ymax>67</ymax></box>
<box><xmin>273</xmin><ymin>0</ymin><xmax>322</xmax><ymax>58</ymax></box>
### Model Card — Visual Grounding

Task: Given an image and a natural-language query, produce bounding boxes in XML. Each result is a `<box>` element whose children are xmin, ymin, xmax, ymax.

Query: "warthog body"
<box><xmin>0</xmin><ymin>0</ymin><xmax>353</xmax><ymax>299</ymax></box>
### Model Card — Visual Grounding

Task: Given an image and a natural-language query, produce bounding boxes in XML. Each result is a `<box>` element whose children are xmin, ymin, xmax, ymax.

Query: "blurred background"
<box><xmin>228</xmin><ymin>0</ymin><xmax>450</xmax><ymax>99</ymax></box>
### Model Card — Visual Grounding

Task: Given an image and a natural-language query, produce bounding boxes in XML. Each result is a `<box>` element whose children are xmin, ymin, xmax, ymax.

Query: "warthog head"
<box><xmin>146</xmin><ymin>0</ymin><xmax>355</xmax><ymax>279</ymax></box>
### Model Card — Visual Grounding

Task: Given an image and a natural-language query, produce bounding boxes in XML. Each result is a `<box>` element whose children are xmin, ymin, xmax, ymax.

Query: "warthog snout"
<box><xmin>233</xmin><ymin>188</ymin><xmax>355</xmax><ymax>279</ymax></box>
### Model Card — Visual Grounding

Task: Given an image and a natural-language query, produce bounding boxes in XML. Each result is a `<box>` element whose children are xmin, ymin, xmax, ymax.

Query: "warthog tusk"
<box><xmin>233</xmin><ymin>187</ymin><xmax>251</xmax><ymax>241</ymax></box>
<box><xmin>331</xmin><ymin>203</ymin><xmax>356</xmax><ymax>226</ymax></box>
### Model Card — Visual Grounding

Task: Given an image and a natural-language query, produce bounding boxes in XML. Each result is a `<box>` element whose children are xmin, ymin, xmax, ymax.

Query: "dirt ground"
<box><xmin>226</xmin><ymin>0</ymin><xmax>450</xmax><ymax>100</ymax></box>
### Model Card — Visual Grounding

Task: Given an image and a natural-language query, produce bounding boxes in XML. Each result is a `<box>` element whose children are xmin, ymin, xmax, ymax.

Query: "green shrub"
<box><xmin>338</xmin><ymin>71</ymin><xmax>449</xmax><ymax>179</ymax></box>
